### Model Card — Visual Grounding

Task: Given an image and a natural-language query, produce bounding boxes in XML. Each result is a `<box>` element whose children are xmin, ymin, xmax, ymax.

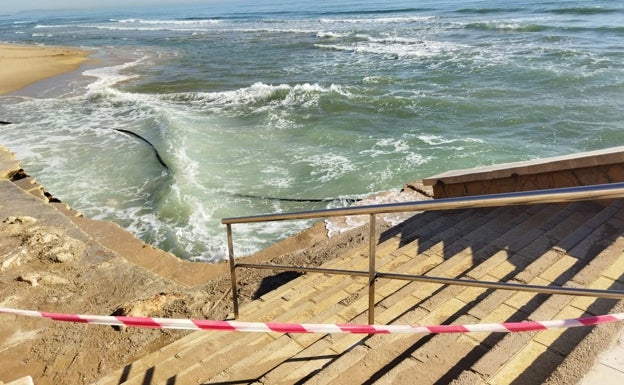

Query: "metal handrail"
<box><xmin>222</xmin><ymin>182</ymin><xmax>624</xmax><ymax>323</ymax></box>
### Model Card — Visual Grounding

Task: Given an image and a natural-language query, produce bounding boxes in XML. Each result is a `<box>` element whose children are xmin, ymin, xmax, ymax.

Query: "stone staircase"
<box><xmin>95</xmin><ymin>199</ymin><xmax>624</xmax><ymax>385</ymax></box>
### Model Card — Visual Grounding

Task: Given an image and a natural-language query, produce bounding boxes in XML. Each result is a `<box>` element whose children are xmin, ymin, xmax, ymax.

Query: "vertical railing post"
<box><xmin>226</xmin><ymin>224</ymin><xmax>239</xmax><ymax>319</ymax></box>
<box><xmin>368</xmin><ymin>213</ymin><xmax>376</xmax><ymax>325</ymax></box>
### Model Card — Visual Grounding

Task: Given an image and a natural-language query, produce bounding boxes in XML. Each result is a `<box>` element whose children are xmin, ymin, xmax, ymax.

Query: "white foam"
<box><xmin>306</xmin><ymin>154</ymin><xmax>356</xmax><ymax>183</ymax></box>
<box><xmin>405</xmin><ymin>152</ymin><xmax>431</xmax><ymax>166</ymax></box>
<box><xmin>317</xmin><ymin>38</ymin><xmax>459</xmax><ymax>59</ymax></box>
<box><xmin>83</xmin><ymin>57</ymin><xmax>145</xmax><ymax>90</ymax></box>
<box><xmin>177</xmin><ymin>82</ymin><xmax>351</xmax><ymax>113</ymax></box>
<box><xmin>320</xmin><ymin>16</ymin><xmax>436</xmax><ymax>25</ymax></box>
<box><xmin>113</xmin><ymin>18</ymin><xmax>222</xmax><ymax>25</ymax></box>
<box><xmin>316</xmin><ymin>31</ymin><xmax>347</xmax><ymax>39</ymax></box>
<box><xmin>263</xmin><ymin>177</ymin><xmax>294</xmax><ymax>189</ymax></box>
<box><xmin>362</xmin><ymin>76</ymin><xmax>393</xmax><ymax>84</ymax></box>
<box><xmin>324</xmin><ymin>188</ymin><xmax>431</xmax><ymax>237</ymax></box>
<box><xmin>417</xmin><ymin>134</ymin><xmax>484</xmax><ymax>146</ymax></box>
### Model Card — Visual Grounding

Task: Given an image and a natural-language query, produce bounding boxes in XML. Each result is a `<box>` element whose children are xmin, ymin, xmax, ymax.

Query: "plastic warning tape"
<box><xmin>1</xmin><ymin>307</ymin><xmax>623</xmax><ymax>334</ymax></box>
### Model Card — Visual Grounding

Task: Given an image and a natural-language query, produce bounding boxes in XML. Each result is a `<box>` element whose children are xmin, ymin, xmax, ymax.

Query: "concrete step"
<box><xmin>245</xmin><ymin>208</ymin><xmax>482</xmax><ymax>313</ymax></box>
<box><xmin>95</xmin><ymin>208</ymin><xmax>492</xmax><ymax>384</ymax></box>
<box><xmin>95</xmin><ymin>200</ymin><xmax>624</xmax><ymax>385</ymax></box>
<box><xmin>206</xmin><ymin>213</ymin><xmax>503</xmax><ymax>384</ymax></box>
<box><xmin>240</xmin><ymin>208</ymin><xmax>489</xmax><ymax>322</ymax></box>
<box><xmin>240</xmin><ymin>203</ymin><xmax>602</xmax><ymax>384</ymax></box>
<box><xmin>94</xmin><ymin>213</ymin><xmax>420</xmax><ymax>384</ymax></box>
<box><xmin>366</xmin><ymin>203</ymin><xmax>624</xmax><ymax>384</ymax></box>
<box><xmin>278</xmin><ymin>202</ymin><xmax>612</xmax><ymax>385</ymax></box>
<box><xmin>464</xmin><ymin>206</ymin><xmax>624</xmax><ymax>385</ymax></box>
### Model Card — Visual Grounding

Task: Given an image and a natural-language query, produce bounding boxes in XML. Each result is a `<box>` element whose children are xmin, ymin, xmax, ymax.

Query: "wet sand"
<box><xmin>0</xmin><ymin>43</ymin><xmax>91</xmax><ymax>95</ymax></box>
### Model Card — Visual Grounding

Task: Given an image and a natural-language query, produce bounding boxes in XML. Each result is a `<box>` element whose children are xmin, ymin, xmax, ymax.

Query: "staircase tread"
<box><xmin>259</xmin><ymin>202</ymin><xmax>619</xmax><ymax>384</ymax></box>
<box><xmin>95</xmin><ymin>200</ymin><xmax>624</xmax><ymax>385</ymax></box>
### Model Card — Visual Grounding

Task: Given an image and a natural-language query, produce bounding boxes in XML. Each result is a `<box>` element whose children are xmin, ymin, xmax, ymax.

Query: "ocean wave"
<box><xmin>165</xmin><ymin>82</ymin><xmax>353</xmax><ymax>112</ymax></box>
<box><xmin>316</xmin><ymin>39</ymin><xmax>459</xmax><ymax>59</ymax></box>
<box><xmin>225</xmin><ymin>27</ymin><xmax>317</xmax><ymax>34</ymax></box>
<box><xmin>362</xmin><ymin>76</ymin><xmax>394</xmax><ymax>84</ymax></box>
<box><xmin>316</xmin><ymin>31</ymin><xmax>348</xmax><ymax>39</ymax></box>
<box><xmin>361</xmin><ymin>34</ymin><xmax>468</xmax><ymax>49</ymax></box>
<box><xmin>456</xmin><ymin>7</ymin><xmax>524</xmax><ymax>15</ymax></box>
<box><xmin>75</xmin><ymin>24</ymin><xmax>209</xmax><ymax>33</ymax></box>
<box><xmin>465</xmin><ymin>22</ymin><xmax>549</xmax><ymax>33</ymax></box>
<box><xmin>112</xmin><ymin>18</ymin><xmax>222</xmax><ymax>25</ymax></box>
<box><xmin>546</xmin><ymin>7</ymin><xmax>620</xmax><ymax>15</ymax></box>
<box><xmin>36</xmin><ymin>19</ymin><xmax>222</xmax><ymax>33</ymax></box>
<box><xmin>562</xmin><ymin>26</ymin><xmax>624</xmax><ymax>36</ymax></box>
<box><xmin>417</xmin><ymin>134</ymin><xmax>484</xmax><ymax>146</ymax></box>
<box><xmin>260</xmin><ymin>166</ymin><xmax>293</xmax><ymax>189</ymax></box>
<box><xmin>359</xmin><ymin>138</ymin><xmax>410</xmax><ymax>158</ymax></box>
<box><xmin>33</xmin><ymin>23</ymin><xmax>148</xmax><ymax>32</ymax></box>
<box><xmin>320</xmin><ymin>7</ymin><xmax>432</xmax><ymax>17</ymax></box>
<box><xmin>319</xmin><ymin>15</ymin><xmax>436</xmax><ymax>25</ymax></box>
<box><xmin>83</xmin><ymin>57</ymin><xmax>145</xmax><ymax>90</ymax></box>
<box><xmin>306</xmin><ymin>154</ymin><xmax>356</xmax><ymax>183</ymax></box>
<box><xmin>405</xmin><ymin>152</ymin><xmax>432</xmax><ymax>166</ymax></box>
<box><xmin>33</xmin><ymin>24</ymin><xmax>68</xmax><ymax>29</ymax></box>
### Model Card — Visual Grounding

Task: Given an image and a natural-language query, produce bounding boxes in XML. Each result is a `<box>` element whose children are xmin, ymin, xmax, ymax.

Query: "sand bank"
<box><xmin>0</xmin><ymin>44</ymin><xmax>91</xmax><ymax>95</ymax></box>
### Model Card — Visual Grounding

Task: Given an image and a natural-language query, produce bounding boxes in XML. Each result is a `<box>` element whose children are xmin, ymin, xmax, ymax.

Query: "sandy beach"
<box><xmin>0</xmin><ymin>43</ymin><xmax>91</xmax><ymax>95</ymax></box>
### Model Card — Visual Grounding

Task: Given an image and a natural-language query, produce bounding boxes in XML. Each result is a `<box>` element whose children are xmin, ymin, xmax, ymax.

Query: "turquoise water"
<box><xmin>0</xmin><ymin>0</ymin><xmax>623</xmax><ymax>261</ymax></box>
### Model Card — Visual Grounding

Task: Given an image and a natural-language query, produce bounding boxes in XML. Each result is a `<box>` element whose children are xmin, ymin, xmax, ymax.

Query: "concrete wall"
<box><xmin>422</xmin><ymin>147</ymin><xmax>624</xmax><ymax>199</ymax></box>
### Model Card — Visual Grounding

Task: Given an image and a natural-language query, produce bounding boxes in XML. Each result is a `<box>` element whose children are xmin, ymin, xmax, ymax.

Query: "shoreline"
<box><xmin>0</xmin><ymin>42</ymin><xmax>432</xmax><ymax>383</ymax></box>
<box><xmin>0</xmin><ymin>43</ymin><xmax>92</xmax><ymax>95</ymax></box>
<box><xmin>0</xmin><ymin>40</ymin><xmax>431</xmax><ymax>272</ymax></box>
<box><xmin>0</xmin><ymin>143</ymin><xmax>385</xmax><ymax>384</ymax></box>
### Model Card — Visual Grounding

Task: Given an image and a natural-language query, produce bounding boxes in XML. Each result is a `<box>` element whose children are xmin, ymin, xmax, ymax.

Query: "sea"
<box><xmin>0</xmin><ymin>0</ymin><xmax>623</xmax><ymax>262</ymax></box>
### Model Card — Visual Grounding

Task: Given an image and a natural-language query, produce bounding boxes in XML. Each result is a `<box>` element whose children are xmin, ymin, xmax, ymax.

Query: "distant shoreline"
<box><xmin>0</xmin><ymin>43</ymin><xmax>91</xmax><ymax>95</ymax></box>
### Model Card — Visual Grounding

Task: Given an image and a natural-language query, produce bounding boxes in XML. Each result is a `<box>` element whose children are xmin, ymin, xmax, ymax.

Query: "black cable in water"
<box><xmin>232</xmin><ymin>193</ymin><xmax>362</xmax><ymax>204</ymax></box>
<box><xmin>112</xmin><ymin>129</ymin><xmax>364</xmax><ymax>204</ymax></box>
<box><xmin>114</xmin><ymin>128</ymin><xmax>169</xmax><ymax>171</ymax></box>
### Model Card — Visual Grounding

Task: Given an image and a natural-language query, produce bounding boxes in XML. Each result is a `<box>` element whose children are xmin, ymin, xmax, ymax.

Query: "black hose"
<box><xmin>114</xmin><ymin>128</ymin><xmax>169</xmax><ymax>171</ymax></box>
<box><xmin>232</xmin><ymin>193</ymin><xmax>362</xmax><ymax>204</ymax></box>
<box><xmin>112</xmin><ymin>129</ymin><xmax>362</xmax><ymax>204</ymax></box>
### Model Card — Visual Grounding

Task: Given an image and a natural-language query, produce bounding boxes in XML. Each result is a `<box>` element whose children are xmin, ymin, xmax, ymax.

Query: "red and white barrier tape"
<box><xmin>1</xmin><ymin>307</ymin><xmax>623</xmax><ymax>334</ymax></box>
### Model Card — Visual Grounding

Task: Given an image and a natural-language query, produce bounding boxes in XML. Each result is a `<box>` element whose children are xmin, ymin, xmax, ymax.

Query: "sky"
<box><xmin>1</xmin><ymin>0</ymin><xmax>200</xmax><ymax>14</ymax></box>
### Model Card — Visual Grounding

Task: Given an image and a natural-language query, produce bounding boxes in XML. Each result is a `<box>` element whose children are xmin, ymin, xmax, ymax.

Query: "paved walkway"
<box><xmin>580</xmin><ymin>328</ymin><xmax>624</xmax><ymax>384</ymax></box>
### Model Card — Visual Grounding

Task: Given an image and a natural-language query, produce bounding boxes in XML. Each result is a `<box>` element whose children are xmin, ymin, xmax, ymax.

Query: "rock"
<box><xmin>3</xmin><ymin>216</ymin><xmax>37</xmax><ymax>225</ymax></box>
<box><xmin>51</xmin><ymin>250</ymin><xmax>75</xmax><ymax>263</ymax></box>
<box><xmin>1</xmin><ymin>249</ymin><xmax>26</xmax><ymax>271</ymax></box>
<box><xmin>25</xmin><ymin>227</ymin><xmax>86</xmax><ymax>263</ymax></box>
<box><xmin>17</xmin><ymin>273</ymin><xmax>40</xmax><ymax>287</ymax></box>
<box><xmin>16</xmin><ymin>272</ymin><xmax>71</xmax><ymax>287</ymax></box>
<box><xmin>39</xmin><ymin>273</ymin><xmax>71</xmax><ymax>286</ymax></box>
<box><xmin>113</xmin><ymin>293</ymin><xmax>187</xmax><ymax>318</ymax></box>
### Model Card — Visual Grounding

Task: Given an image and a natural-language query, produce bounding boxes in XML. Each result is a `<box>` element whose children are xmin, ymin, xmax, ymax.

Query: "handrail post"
<box><xmin>227</xmin><ymin>224</ymin><xmax>239</xmax><ymax>319</ymax></box>
<box><xmin>368</xmin><ymin>213</ymin><xmax>376</xmax><ymax>325</ymax></box>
